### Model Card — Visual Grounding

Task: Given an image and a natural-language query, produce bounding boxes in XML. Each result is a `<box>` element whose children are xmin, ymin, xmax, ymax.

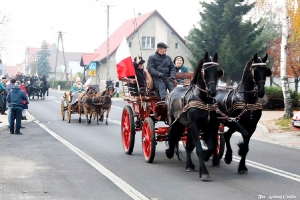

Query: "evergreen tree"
<box><xmin>186</xmin><ymin>0</ymin><xmax>267</xmax><ymax>85</ymax></box>
<box><xmin>36</xmin><ymin>40</ymin><xmax>51</xmax><ymax>77</ymax></box>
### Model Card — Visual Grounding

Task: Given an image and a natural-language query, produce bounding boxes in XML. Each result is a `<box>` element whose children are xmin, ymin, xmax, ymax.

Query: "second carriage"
<box><xmin>120</xmin><ymin>72</ymin><xmax>225</xmax><ymax>163</ymax></box>
<box><xmin>61</xmin><ymin>91</ymin><xmax>85</xmax><ymax>123</ymax></box>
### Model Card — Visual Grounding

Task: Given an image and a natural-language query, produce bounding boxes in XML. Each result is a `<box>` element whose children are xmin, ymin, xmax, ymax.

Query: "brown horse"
<box><xmin>97</xmin><ymin>85</ymin><xmax>114</xmax><ymax>125</ymax></box>
<box><xmin>78</xmin><ymin>87</ymin><xmax>98</xmax><ymax>124</ymax></box>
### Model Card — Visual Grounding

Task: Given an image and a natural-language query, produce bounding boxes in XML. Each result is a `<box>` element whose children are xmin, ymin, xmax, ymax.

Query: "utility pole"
<box><xmin>54</xmin><ymin>31</ymin><xmax>68</xmax><ymax>81</ymax></box>
<box><xmin>106</xmin><ymin>4</ymin><xmax>110</xmax><ymax>81</ymax></box>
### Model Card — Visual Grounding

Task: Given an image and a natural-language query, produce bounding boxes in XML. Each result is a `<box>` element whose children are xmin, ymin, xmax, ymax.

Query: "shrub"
<box><xmin>265</xmin><ymin>86</ymin><xmax>299</xmax><ymax>107</ymax></box>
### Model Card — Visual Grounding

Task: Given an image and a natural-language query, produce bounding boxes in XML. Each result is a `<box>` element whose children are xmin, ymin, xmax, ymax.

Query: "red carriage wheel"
<box><xmin>142</xmin><ymin>117</ymin><xmax>156</xmax><ymax>163</ymax></box>
<box><xmin>61</xmin><ymin>100</ymin><xmax>65</xmax><ymax>121</ymax></box>
<box><xmin>121</xmin><ymin>105</ymin><xmax>136</xmax><ymax>154</ymax></box>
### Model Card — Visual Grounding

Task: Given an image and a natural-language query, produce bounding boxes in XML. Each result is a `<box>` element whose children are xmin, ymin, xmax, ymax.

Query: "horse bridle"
<box><xmin>197</xmin><ymin>61</ymin><xmax>220</xmax><ymax>93</ymax></box>
<box><xmin>105</xmin><ymin>85</ymin><xmax>114</xmax><ymax>97</ymax></box>
<box><xmin>251</xmin><ymin>59</ymin><xmax>268</xmax><ymax>86</ymax></box>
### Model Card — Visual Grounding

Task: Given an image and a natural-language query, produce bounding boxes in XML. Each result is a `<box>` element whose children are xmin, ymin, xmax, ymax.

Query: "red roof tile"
<box><xmin>92</xmin><ymin>10</ymin><xmax>156</xmax><ymax>62</ymax></box>
<box><xmin>80</xmin><ymin>54</ymin><xmax>99</xmax><ymax>66</ymax></box>
<box><xmin>92</xmin><ymin>10</ymin><xmax>186</xmax><ymax>62</ymax></box>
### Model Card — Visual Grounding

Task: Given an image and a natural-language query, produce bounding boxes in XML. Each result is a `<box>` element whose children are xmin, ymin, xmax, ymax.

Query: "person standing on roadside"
<box><xmin>0</xmin><ymin>77</ymin><xmax>7</xmax><ymax>115</ymax></box>
<box><xmin>7</xmin><ymin>81</ymin><xmax>28</xmax><ymax>135</ymax></box>
<box><xmin>20</xmin><ymin>81</ymin><xmax>28</xmax><ymax>120</ymax></box>
<box><xmin>6</xmin><ymin>79</ymin><xmax>16</xmax><ymax>127</ymax></box>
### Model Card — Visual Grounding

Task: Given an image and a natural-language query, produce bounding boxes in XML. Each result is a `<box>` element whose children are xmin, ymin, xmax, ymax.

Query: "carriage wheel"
<box><xmin>216</xmin><ymin>134</ymin><xmax>225</xmax><ymax>160</ymax></box>
<box><xmin>61</xmin><ymin>101</ymin><xmax>65</xmax><ymax>121</ymax></box>
<box><xmin>67</xmin><ymin>104</ymin><xmax>72</xmax><ymax>123</ymax></box>
<box><xmin>142</xmin><ymin>117</ymin><xmax>156</xmax><ymax>163</ymax></box>
<box><xmin>121</xmin><ymin>105</ymin><xmax>136</xmax><ymax>154</ymax></box>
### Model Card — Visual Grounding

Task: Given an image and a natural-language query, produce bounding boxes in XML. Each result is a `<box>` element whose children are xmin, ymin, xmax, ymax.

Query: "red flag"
<box><xmin>115</xmin><ymin>37</ymin><xmax>136</xmax><ymax>79</ymax></box>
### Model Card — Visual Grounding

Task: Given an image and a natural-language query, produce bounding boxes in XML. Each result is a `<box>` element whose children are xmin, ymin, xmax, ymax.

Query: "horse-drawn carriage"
<box><xmin>61</xmin><ymin>86</ymin><xmax>114</xmax><ymax>124</ymax></box>
<box><xmin>120</xmin><ymin>70</ymin><xmax>225</xmax><ymax>163</ymax></box>
<box><xmin>25</xmin><ymin>74</ymin><xmax>49</xmax><ymax>100</ymax></box>
<box><xmin>61</xmin><ymin>91</ymin><xmax>84</xmax><ymax>123</ymax></box>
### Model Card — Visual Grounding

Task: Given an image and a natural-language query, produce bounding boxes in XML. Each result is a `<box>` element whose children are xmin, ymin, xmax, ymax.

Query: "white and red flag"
<box><xmin>115</xmin><ymin>37</ymin><xmax>136</xmax><ymax>79</ymax></box>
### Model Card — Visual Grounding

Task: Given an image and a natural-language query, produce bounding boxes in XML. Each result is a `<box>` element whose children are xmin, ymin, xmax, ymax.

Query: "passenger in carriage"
<box><xmin>147</xmin><ymin>42</ymin><xmax>176</xmax><ymax>101</ymax></box>
<box><xmin>71</xmin><ymin>77</ymin><xmax>85</xmax><ymax>93</ymax></box>
<box><xmin>128</xmin><ymin>56</ymin><xmax>146</xmax><ymax>96</ymax></box>
<box><xmin>173</xmin><ymin>56</ymin><xmax>189</xmax><ymax>84</ymax></box>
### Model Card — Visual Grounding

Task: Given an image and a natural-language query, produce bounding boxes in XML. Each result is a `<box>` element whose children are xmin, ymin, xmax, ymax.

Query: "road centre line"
<box><xmin>35</xmin><ymin>120</ymin><xmax>149</xmax><ymax>200</ymax></box>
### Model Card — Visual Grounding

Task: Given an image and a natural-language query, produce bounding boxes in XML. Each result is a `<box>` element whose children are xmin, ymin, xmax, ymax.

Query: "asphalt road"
<box><xmin>2</xmin><ymin>89</ymin><xmax>300</xmax><ymax>200</ymax></box>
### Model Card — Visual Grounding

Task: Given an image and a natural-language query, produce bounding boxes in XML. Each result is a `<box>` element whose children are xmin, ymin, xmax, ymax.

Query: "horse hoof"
<box><xmin>185</xmin><ymin>166</ymin><xmax>196</xmax><ymax>172</ymax></box>
<box><xmin>224</xmin><ymin>153</ymin><xmax>232</xmax><ymax>165</ymax></box>
<box><xmin>186</xmin><ymin>168</ymin><xmax>195</xmax><ymax>172</ymax></box>
<box><xmin>200</xmin><ymin>174</ymin><xmax>210</xmax><ymax>181</ymax></box>
<box><xmin>238</xmin><ymin>170</ymin><xmax>248</xmax><ymax>174</ymax></box>
<box><xmin>212</xmin><ymin>163</ymin><xmax>220</xmax><ymax>168</ymax></box>
<box><xmin>165</xmin><ymin>149</ymin><xmax>174</xmax><ymax>159</ymax></box>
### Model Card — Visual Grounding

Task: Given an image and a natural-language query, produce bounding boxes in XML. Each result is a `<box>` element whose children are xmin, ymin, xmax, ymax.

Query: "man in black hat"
<box><xmin>147</xmin><ymin>42</ymin><xmax>176</xmax><ymax>101</ymax></box>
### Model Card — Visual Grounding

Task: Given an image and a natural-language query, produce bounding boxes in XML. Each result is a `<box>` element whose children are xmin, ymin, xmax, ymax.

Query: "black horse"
<box><xmin>214</xmin><ymin>54</ymin><xmax>271</xmax><ymax>174</ymax></box>
<box><xmin>26</xmin><ymin>82</ymin><xmax>41</xmax><ymax>100</ymax></box>
<box><xmin>39</xmin><ymin>74</ymin><xmax>49</xmax><ymax>100</ymax></box>
<box><xmin>165</xmin><ymin>52</ymin><xmax>224</xmax><ymax>180</ymax></box>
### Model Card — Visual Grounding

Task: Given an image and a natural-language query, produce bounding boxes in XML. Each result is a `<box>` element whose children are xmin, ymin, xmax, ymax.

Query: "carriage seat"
<box><xmin>175</xmin><ymin>72</ymin><xmax>194</xmax><ymax>87</ymax></box>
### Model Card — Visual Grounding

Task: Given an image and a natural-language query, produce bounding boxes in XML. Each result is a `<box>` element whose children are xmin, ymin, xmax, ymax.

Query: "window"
<box><xmin>142</xmin><ymin>37</ymin><xmax>155</xmax><ymax>49</ymax></box>
<box><xmin>128</xmin><ymin>42</ymin><xmax>132</xmax><ymax>48</ymax></box>
<box><xmin>175</xmin><ymin>43</ymin><xmax>179</xmax><ymax>49</ymax></box>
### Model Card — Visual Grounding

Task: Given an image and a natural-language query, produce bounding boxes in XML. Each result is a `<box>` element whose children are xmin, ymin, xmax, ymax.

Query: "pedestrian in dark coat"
<box><xmin>6</xmin><ymin>79</ymin><xmax>16</xmax><ymax>126</ymax></box>
<box><xmin>7</xmin><ymin>81</ymin><xmax>28</xmax><ymax>135</ymax></box>
<box><xmin>0</xmin><ymin>77</ymin><xmax>8</xmax><ymax>115</ymax></box>
<box><xmin>147</xmin><ymin>42</ymin><xmax>176</xmax><ymax>101</ymax></box>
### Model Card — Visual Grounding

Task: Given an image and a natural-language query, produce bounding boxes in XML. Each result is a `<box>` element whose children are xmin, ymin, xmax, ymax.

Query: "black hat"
<box><xmin>173</xmin><ymin>56</ymin><xmax>184</xmax><ymax>65</ymax></box>
<box><xmin>134</xmin><ymin>56</ymin><xmax>145</xmax><ymax>65</ymax></box>
<box><xmin>157</xmin><ymin>42</ymin><xmax>168</xmax><ymax>48</ymax></box>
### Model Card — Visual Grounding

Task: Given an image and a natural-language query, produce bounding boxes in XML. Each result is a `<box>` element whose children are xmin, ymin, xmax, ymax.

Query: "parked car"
<box><xmin>292</xmin><ymin>111</ymin><xmax>300</xmax><ymax>128</ymax></box>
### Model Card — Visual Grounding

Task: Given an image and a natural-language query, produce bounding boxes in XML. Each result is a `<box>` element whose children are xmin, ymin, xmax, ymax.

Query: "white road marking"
<box><xmin>49</xmin><ymin>99</ymin><xmax>300</xmax><ymax>182</ymax></box>
<box><xmin>34</xmin><ymin>120</ymin><xmax>149</xmax><ymax>200</ymax></box>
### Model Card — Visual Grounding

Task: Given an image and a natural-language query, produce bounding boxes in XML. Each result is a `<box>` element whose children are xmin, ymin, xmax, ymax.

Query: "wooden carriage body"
<box><xmin>61</xmin><ymin>92</ymin><xmax>85</xmax><ymax>123</ymax></box>
<box><xmin>120</xmin><ymin>72</ymin><xmax>199</xmax><ymax>162</ymax></box>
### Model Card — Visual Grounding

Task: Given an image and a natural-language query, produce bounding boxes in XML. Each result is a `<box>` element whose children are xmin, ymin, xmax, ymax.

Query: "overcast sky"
<box><xmin>0</xmin><ymin>0</ymin><xmax>202</xmax><ymax>65</ymax></box>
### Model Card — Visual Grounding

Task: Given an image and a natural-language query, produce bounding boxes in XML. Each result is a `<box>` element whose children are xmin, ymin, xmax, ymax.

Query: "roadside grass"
<box><xmin>275</xmin><ymin>118</ymin><xmax>293</xmax><ymax>131</ymax></box>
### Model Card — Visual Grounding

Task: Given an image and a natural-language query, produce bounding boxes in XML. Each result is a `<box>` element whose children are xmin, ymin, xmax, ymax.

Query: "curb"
<box><xmin>0</xmin><ymin>111</ymin><xmax>35</xmax><ymax>131</ymax></box>
<box><xmin>257</xmin><ymin>122</ymin><xmax>269</xmax><ymax>134</ymax></box>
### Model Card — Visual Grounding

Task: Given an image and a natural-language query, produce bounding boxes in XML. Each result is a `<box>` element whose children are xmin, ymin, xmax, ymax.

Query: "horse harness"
<box><xmin>170</xmin><ymin>61</ymin><xmax>223</xmax><ymax>125</ymax></box>
<box><xmin>219</xmin><ymin>61</ymin><xmax>267</xmax><ymax>122</ymax></box>
<box><xmin>170</xmin><ymin>84</ymin><xmax>220</xmax><ymax>126</ymax></box>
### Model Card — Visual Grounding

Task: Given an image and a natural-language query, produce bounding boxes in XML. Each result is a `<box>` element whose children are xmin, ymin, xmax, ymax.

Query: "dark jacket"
<box><xmin>7</xmin><ymin>87</ymin><xmax>28</xmax><ymax>108</ymax></box>
<box><xmin>175</xmin><ymin>65</ymin><xmax>189</xmax><ymax>73</ymax></box>
<box><xmin>133</xmin><ymin>63</ymin><xmax>146</xmax><ymax>87</ymax></box>
<box><xmin>6</xmin><ymin>83</ymin><xmax>16</xmax><ymax>107</ymax></box>
<box><xmin>147</xmin><ymin>52</ymin><xmax>176</xmax><ymax>80</ymax></box>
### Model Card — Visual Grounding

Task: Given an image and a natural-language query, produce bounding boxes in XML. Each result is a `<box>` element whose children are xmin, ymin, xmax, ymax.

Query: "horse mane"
<box><xmin>191</xmin><ymin>58</ymin><xmax>205</xmax><ymax>84</ymax></box>
<box><xmin>240</xmin><ymin>57</ymin><xmax>254</xmax><ymax>82</ymax></box>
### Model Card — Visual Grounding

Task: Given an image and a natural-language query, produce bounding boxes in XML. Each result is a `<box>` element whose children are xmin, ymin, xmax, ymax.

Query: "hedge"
<box><xmin>49</xmin><ymin>80</ymin><xmax>72</xmax><ymax>91</ymax></box>
<box><xmin>265</xmin><ymin>86</ymin><xmax>299</xmax><ymax>107</ymax></box>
